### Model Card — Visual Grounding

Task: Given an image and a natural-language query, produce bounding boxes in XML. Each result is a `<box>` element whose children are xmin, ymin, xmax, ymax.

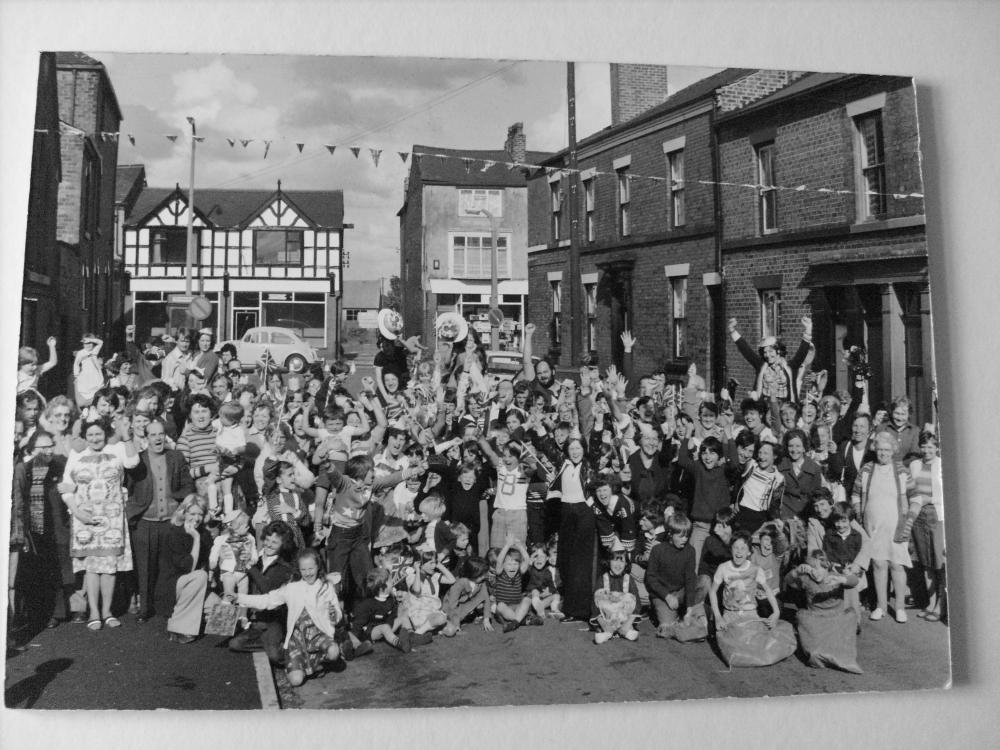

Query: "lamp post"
<box><xmin>184</xmin><ymin>116</ymin><xmax>197</xmax><ymax>297</ymax></box>
<box><xmin>465</xmin><ymin>207</ymin><xmax>500</xmax><ymax>350</ymax></box>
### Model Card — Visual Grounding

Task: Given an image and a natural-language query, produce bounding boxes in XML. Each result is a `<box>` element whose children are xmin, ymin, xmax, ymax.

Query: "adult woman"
<box><xmin>157</xmin><ymin>496</ymin><xmax>212</xmax><ymax>644</ymax></box>
<box><xmin>13</xmin><ymin>431</ymin><xmax>73</xmax><ymax>629</ymax></box>
<box><xmin>777</xmin><ymin>429</ymin><xmax>823</xmax><ymax>555</ymax></box>
<box><xmin>41</xmin><ymin>396</ymin><xmax>79</xmax><ymax>458</ymax></box>
<box><xmin>852</xmin><ymin>432</ymin><xmax>914</xmax><ymax>623</ymax></box>
<box><xmin>247</xmin><ymin>401</ymin><xmax>275</xmax><ymax>448</ymax></box>
<box><xmin>908</xmin><ymin>431</ymin><xmax>945</xmax><ymax>621</ymax></box>
<box><xmin>59</xmin><ymin>415</ymin><xmax>139</xmax><ymax>630</ymax></box>
<box><xmin>210</xmin><ymin>373</ymin><xmax>232</xmax><ymax>405</ymax></box>
<box><xmin>193</xmin><ymin>328</ymin><xmax>220</xmax><ymax>384</ymax></box>
<box><xmin>880</xmin><ymin>396</ymin><xmax>921</xmax><ymax>464</ymax></box>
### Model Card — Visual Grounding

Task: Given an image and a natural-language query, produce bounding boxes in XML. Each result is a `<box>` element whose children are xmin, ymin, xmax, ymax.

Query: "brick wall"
<box><xmin>610</xmin><ymin>64</ymin><xmax>670</xmax><ymax>126</ymax></box>
<box><xmin>398</xmin><ymin>159</ymin><xmax>425</xmax><ymax>336</ymax></box>
<box><xmin>526</xmin><ymin>248</ymin><xmax>569</xmax><ymax>364</ymax></box>
<box><xmin>716</xmin><ymin>70</ymin><xmax>808</xmax><ymax>113</ymax></box>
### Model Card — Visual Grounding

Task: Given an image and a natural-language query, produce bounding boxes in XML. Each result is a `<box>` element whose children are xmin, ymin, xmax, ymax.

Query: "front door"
<box><xmin>234</xmin><ymin>310</ymin><xmax>258</xmax><ymax>340</ymax></box>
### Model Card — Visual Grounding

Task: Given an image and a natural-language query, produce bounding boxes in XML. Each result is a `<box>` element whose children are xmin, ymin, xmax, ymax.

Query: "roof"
<box><xmin>538</xmin><ymin>68</ymin><xmax>756</xmax><ymax>165</ymax></box>
<box><xmin>115</xmin><ymin>164</ymin><xmax>146</xmax><ymax>205</ymax></box>
<box><xmin>341</xmin><ymin>279</ymin><xmax>383</xmax><ymax>308</ymax></box>
<box><xmin>411</xmin><ymin>146</ymin><xmax>554</xmax><ymax>187</ymax></box>
<box><xmin>715</xmin><ymin>72</ymin><xmax>854</xmax><ymax>122</ymax></box>
<box><xmin>53</xmin><ymin>51</ymin><xmax>122</xmax><ymax>123</ymax></box>
<box><xmin>125</xmin><ymin>186</ymin><xmax>345</xmax><ymax>228</ymax></box>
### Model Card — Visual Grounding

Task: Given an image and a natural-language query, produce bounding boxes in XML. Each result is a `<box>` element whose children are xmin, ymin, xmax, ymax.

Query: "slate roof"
<box><xmin>715</xmin><ymin>72</ymin><xmax>856</xmax><ymax>121</ymax></box>
<box><xmin>125</xmin><ymin>186</ymin><xmax>345</xmax><ymax>228</ymax></box>
<box><xmin>115</xmin><ymin>164</ymin><xmax>146</xmax><ymax>204</ymax></box>
<box><xmin>411</xmin><ymin>146</ymin><xmax>554</xmax><ymax>187</ymax></box>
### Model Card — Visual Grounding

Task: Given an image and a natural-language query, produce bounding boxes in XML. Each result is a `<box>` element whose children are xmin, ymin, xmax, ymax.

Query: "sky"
<box><xmin>89</xmin><ymin>52</ymin><xmax>720</xmax><ymax>282</ymax></box>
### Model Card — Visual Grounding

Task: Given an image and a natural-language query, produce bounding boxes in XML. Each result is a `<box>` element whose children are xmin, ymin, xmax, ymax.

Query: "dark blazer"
<box><xmin>13</xmin><ymin>455</ymin><xmax>70</xmax><ymax>548</ymax></box>
<box><xmin>246</xmin><ymin>555</ymin><xmax>296</xmax><ymax>624</ymax></box>
<box><xmin>124</xmin><ymin>449</ymin><xmax>195</xmax><ymax>525</ymax></box>
<box><xmin>828</xmin><ymin>440</ymin><xmax>875</xmax><ymax>497</ymax></box>
<box><xmin>155</xmin><ymin>524</ymin><xmax>212</xmax><ymax>616</ymax></box>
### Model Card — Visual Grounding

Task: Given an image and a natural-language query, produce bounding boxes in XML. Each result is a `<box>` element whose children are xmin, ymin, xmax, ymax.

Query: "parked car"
<box><xmin>485</xmin><ymin>350</ymin><xmax>540</xmax><ymax>381</ymax></box>
<box><xmin>216</xmin><ymin>326</ymin><xmax>319</xmax><ymax>372</ymax></box>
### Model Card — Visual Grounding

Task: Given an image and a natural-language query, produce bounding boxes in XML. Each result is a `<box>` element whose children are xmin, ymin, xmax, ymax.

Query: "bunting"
<box><xmin>226</xmin><ymin>138</ymin><xmax>236</xmax><ymax>147</ymax></box>
<box><xmin>480</xmin><ymin>160</ymin><xmax>495</xmax><ymax>172</ymax></box>
<box><xmin>263</xmin><ymin>140</ymin><xmax>272</xmax><ymax>159</ymax></box>
<box><xmin>166</xmin><ymin>134</ymin><xmax>178</xmax><ymax>143</ymax></box>
<box><xmin>325</xmin><ymin>145</ymin><xmax>336</xmax><ymax>155</ymax></box>
<box><xmin>399</xmin><ymin>152</ymin><xmax>409</xmax><ymax>163</ymax></box>
<box><xmin>194</xmin><ymin>136</ymin><xmax>206</xmax><ymax>143</ymax></box>
<box><xmin>369</xmin><ymin>148</ymin><xmax>382</xmax><ymax>167</ymax></box>
<box><xmin>463</xmin><ymin>157</ymin><xmax>473</xmax><ymax>174</ymax></box>
<box><xmin>128</xmin><ymin>134</ymin><xmax>136</xmax><ymax>146</ymax></box>
<box><xmin>350</xmin><ymin>147</ymin><xmax>361</xmax><ymax>158</ymax></box>
<box><xmin>296</xmin><ymin>142</ymin><xmax>305</xmax><ymax>153</ymax></box>
<box><xmin>241</xmin><ymin>139</ymin><xmax>253</xmax><ymax>148</ymax></box>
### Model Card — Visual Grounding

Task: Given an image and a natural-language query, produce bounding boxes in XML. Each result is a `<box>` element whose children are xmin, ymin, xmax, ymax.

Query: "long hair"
<box><xmin>171</xmin><ymin>495</ymin><xmax>209</xmax><ymax>527</ymax></box>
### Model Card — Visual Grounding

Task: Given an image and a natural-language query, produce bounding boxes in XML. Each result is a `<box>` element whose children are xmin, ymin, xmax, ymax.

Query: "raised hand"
<box><xmin>523</xmin><ymin>322</ymin><xmax>536</xmax><ymax>338</ymax></box>
<box><xmin>727</xmin><ymin>318</ymin><xmax>738</xmax><ymax>335</ymax></box>
<box><xmin>620</xmin><ymin>330</ymin><xmax>636</xmax><ymax>353</ymax></box>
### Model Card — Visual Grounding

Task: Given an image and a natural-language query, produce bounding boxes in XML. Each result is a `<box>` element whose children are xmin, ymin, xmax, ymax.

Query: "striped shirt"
<box><xmin>177</xmin><ymin>423</ymin><xmax>217</xmax><ymax>475</ymax></box>
<box><xmin>736</xmin><ymin>462</ymin><xmax>785</xmax><ymax>515</ymax></box>
<box><xmin>493</xmin><ymin>570</ymin><xmax>525</xmax><ymax>606</ymax></box>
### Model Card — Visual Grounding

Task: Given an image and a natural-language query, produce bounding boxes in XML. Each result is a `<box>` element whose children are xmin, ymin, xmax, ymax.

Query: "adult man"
<box><xmin>161</xmin><ymin>327</ymin><xmax>195</xmax><ymax>391</ymax></box>
<box><xmin>520</xmin><ymin>323</ymin><xmax>561</xmax><ymax>406</ymax></box>
<box><xmin>125</xmin><ymin>418</ymin><xmax>196</xmax><ymax>621</ymax></box>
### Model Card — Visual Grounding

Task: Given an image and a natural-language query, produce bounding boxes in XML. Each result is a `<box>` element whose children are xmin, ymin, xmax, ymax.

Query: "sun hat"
<box><xmin>378</xmin><ymin>309</ymin><xmax>404</xmax><ymax>341</ymax></box>
<box><xmin>434</xmin><ymin>311</ymin><xmax>469</xmax><ymax>344</ymax></box>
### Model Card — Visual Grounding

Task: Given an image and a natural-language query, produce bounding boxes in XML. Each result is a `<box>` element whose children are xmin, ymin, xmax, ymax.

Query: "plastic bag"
<box><xmin>796</xmin><ymin>608</ymin><xmax>862</xmax><ymax>674</ymax></box>
<box><xmin>716</xmin><ymin>614</ymin><xmax>796</xmax><ymax>667</ymax></box>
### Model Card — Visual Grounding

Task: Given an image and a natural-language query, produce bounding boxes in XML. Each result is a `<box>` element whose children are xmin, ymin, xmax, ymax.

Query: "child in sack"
<box><xmin>592</xmin><ymin>543</ymin><xmax>641</xmax><ymax>644</ymax></box>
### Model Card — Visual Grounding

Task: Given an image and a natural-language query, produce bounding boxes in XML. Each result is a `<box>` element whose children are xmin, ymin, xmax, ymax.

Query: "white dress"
<box><xmin>863</xmin><ymin>463</ymin><xmax>911</xmax><ymax>567</ymax></box>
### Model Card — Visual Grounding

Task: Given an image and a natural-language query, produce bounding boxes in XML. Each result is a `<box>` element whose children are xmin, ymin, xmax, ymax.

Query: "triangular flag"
<box><xmin>296</xmin><ymin>143</ymin><xmax>305</xmax><ymax>153</ymax></box>
<box><xmin>480</xmin><ymin>160</ymin><xmax>495</xmax><ymax>172</ymax></box>
<box><xmin>463</xmin><ymin>158</ymin><xmax>473</xmax><ymax>174</ymax></box>
<box><xmin>398</xmin><ymin>152</ymin><xmax>409</xmax><ymax>163</ymax></box>
<box><xmin>909</xmin><ymin>192</ymin><xmax>924</xmax><ymax>198</ymax></box>
<box><xmin>325</xmin><ymin>145</ymin><xmax>336</xmax><ymax>155</ymax></box>
<box><xmin>241</xmin><ymin>139</ymin><xmax>253</xmax><ymax>148</ymax></box>
<box><xmin>350</xmin><ymin>147</ymin><xmax>361</xmax><ymax>159</ymax></box>
<box><xmin>226</xmin><ymin>138</ymin><xmax>235</xmax><ymax>147</ymax></box>
<box><xmin>795</xmin><ymin>184</ymin><xmax>807</xmax><ymax>191</ymax></box>
<box><xmin>194</xmin><ymin>136</ymin><xmax>206</xmax><ymax>143</ymax></box>
<box><xmin>369</xmin><ymin>148</ymin><xmax>382</xmax><ymax>167</ymax></box>
<box><xmin>507</xmin><ymin>161</ymin><xmax>518</xmax><ymax>171</ymax></box>
<box><xmin>263</xmin><ymin>140</ymin><xmax>272</xmax><ymax>159</ymax></box>
<box><xmin>817</xmin><ymin>188</ymin><xmax>833</xmax><ymax>193</ymax></box>
<box><xmin>128</xmin><ymin>134</ymin><xmax>135</xmax><ymax>146</ymax></box>
<box><xmin>166</xmin><ymin>135</ymin><xmax>178</xmax><ymax>143</ymax></box>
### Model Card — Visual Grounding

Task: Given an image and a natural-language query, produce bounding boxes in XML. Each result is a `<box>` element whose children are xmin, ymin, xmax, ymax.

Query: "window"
<box><xmin>756</xmin><ymin>143</ymin><xmax>777</xmax><ymax>233</ymax></box>
<box><xmin>459</xmin><ymin>189</ymin><xmax>502</xmax><ymax>217</ymax></box>
<box><xmin>550</xmin><ymin>180</ymin><xmax>563</xmax><ymax>241</ymax></box>
<box><xmin>760</xmin><ymin>289</ymin><xmax>781</xmax><ymax>340</ymax></box>
<box><xmin>450</xmin><ymin>234</ymin><xmax>510</xmax><ymax>279</ymax></box>
<box><xmin>150</xmin><ymin>228</ymin><xmax>192</xmax><ymax>265</ymax></box>
<box><xmin>584</xmin><ymin>282</ymin><xmax>597</xmax><ymax>352</ymax></box>
<box><xmin>584</xmin><ymin>178</ymin><xmax>595</xmax><ymax>242</ymax></box>
<box><xmin>667</xmin><ymin>150</ymin><xmax>685</xmax><ymax>228</ymax></box>
<box><xmin>254</xmin><ymin>230</ymin><xmax>303</xmax><ymax>266</ymax></box>
<box><xmin>617</xmin><ymin>168</ymin><xmax>631</xmax><ymax>236</ymax></box>
<box><xmin>271</xmin><ymin>331</ymin><xmax>294</xmax><ymax>345</ymax></box>
<box><xmin>855</xmin><ymin>112</ymin><xmax>887</xmax><ymax>219</ymax></box>
<box><xmin>345</xmin><ymin>309</ymin><xmax>360</xmax><ymax>322</ymax></box>
<box><xmin>670</xmin><ymin>276</ymin><xmax>687</xmax><ymax>358</ymax></box>
<box><xmin>551</xmin><ymin>279</ymin><xmax>562</xmax><ymax>345</ymax></box>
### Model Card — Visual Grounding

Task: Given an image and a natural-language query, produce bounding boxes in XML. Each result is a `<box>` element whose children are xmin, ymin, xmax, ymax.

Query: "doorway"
<box><xmin>234</xmin><ymin>310</ymin><xmax>259</xmax><ymax>340</ymax></box>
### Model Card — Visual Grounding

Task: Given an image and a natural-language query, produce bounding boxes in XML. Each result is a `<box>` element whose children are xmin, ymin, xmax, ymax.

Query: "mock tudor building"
<box><xmin>716</xmin><ymin>73</ymin><xmax>933</xmax><ymax>424</ymax></box>
<box><xmin>117</xmin><ymin>178</ymin><xmax>347</xmax><ymax>359</ymax></box>
<box><xmin>398</xmin><ymin>124</ymin><xmax>552</xmax><ymax>348</ymax></box>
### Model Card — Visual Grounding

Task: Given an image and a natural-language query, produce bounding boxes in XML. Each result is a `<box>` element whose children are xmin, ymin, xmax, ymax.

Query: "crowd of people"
<box><xmin>7</xmin><ymin>309</ymin><xmax>945</xmax><ymax>684</ymax></box>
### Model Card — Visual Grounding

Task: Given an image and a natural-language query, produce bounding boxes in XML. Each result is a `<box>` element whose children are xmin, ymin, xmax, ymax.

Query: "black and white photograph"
<box><xmin>2</xmin><ymin>1</ymin><xmax>999</xmax><ymax>747</ymax></box>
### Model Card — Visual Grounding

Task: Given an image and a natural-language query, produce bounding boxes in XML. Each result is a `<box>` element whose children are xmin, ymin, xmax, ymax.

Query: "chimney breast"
<box><xmin>610</xmin><ymin>63</ymin><xmax>670</xmax><ymax>126</ymax></box>
<box><xmin>504</xmin><ymin>122</ymin><xmax>526</xmax><ymax>163</ymax></box>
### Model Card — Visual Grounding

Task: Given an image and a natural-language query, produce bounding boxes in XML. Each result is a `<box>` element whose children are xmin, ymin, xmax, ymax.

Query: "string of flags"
<box><xmin>33</xmin><ymin>128</ymin><xmax>925</xmax><ymax>201</ymax></box>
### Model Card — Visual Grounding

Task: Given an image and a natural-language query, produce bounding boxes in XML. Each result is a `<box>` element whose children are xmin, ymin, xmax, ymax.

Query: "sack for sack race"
<box><xmin>797</xmin><ymin>608</ymin><xmax>862</xmax><ymax>674</ymax></box>
<box><xmin>205</xmin><ymin>599</ymin><xmax>239</xmax><ymax>637</ymax></box>
<box><xmin>672</xmin><ymin>612</ymin><xmax>709</xmax><ymax>643</ymax></box>
<box><xmin>716</xmin><ymin>614</ymin><xmax>797</xmax><ymax>667</ymax></box>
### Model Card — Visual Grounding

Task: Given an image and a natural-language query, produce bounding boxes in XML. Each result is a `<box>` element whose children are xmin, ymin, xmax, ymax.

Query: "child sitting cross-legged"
<box><xmin>525</xmin><ymin>542</ymin><xmax>563</xmax><ymax>619</ymax></box>
<box><xmin>441</xmin><ymin>556</ymin><xmax>494</xmax><ymax>636</ymax></box>
<box><xmin>209</xmin><ymin>510</ymin><xmax>258</xmax><ymax>629</ymax></box>
<box><xmin>346</xmin><ymin>567</ymin><xmax>407</xmax><ymax>656</ymax></box>
<box><xmin>398</xmin><ymin>549</ymin><xmax>455</xmax><ymax>647</ymax></box>
<box><xmin>493</xmin><ymin>536</ymin><xmax>540</xmax><ymax>632</ymax></box>
<box><xmin>592</xmin><ymin>543</ymin><xmax>641</xmax><ymax>644</ymax></box>
<box><xmin>645</xmin><ymin>510</ymin><xmax>699</xmax><ymax>638</ymax></box>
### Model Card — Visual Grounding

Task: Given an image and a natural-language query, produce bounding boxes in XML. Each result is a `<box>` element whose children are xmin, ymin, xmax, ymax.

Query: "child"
<box><xmin>417</xmin><ymin>492</ymin><xmax>456</xmax><ymax>556</ymax></box>
<box><xmin>676</xmin><ymin>435</ymin><xmax>733</xmax><ymax>566</ymax></box>
<box><xmin>592</xmin><ymin>545</ymin><xmax>641</xmax><ymax>644</ymax></box>
<box><xmin>347</xmin><ymin>567</ymin><xmax>405</xmax><ymax>655</ymax></box>
<box><xmin>442</xmin><ymin>556</ymin><xmax>494</xmax><ymax>636</ymax></box>
<box><xmin>591</xmin><ymin>476</ymin><xmax>638</xmax><ymax>556</ymax></box>
<box><xmin>784</xmin><ymin>549</ymin><xmax>863</xmax><ymax>673</ymax></box>
<box><xmin>823</xmin><ymin>502</ymin><xmax>869</xmax><ymax>627</ymax></box>
<box><xmin>210</xmin><ymin>510</ymin><xmax>258</xmax><ymax>628</ymax></box>
<box><xmin>907</xmin><ymin>430</ymin><xmax>945</xmax><ymax>621</ymax></box>
<box><xmin>262</xmin><ymin>461</ymin><xmax>310</xmax><ymax>551</ymax></box>
<box><xmin>236</xmin><ymin>547</ymin><xmax>343</xmax><ymax>687</ymax></box>
<box><xmin>447</xmin><ymin>522</ymin><xmax>472</xmax><ymax>576</ymax></box>
<box><xmin>493</xmin><ymin>536</ymin><xmax>538</xmax><ymax>632</ymax></box>
<box><xmin>632</xmin><ymin>500</ymin><xmax>667</xmax><ymax>613</ymax></box>
<box><xmin>17</xmin><ymin>337</ymin><xmax>58</xmax><ymax>396</ymax></box>
<box><xmin>751</xmin><ymin>524</ymin><xmax>783</xmax><ymax>617</ymax></box>
<box><xmin>645</xmin><ymin>511</ymin><xmax>699</xmax><ymax>637</ymax></box>
<box><xmin>215</xmin><ymin>401</ymin><xmax>247</xmax><ymax>516</ymax></box>
<box><xmin>400</xmin><ymin>549</ymin><xmax>455</xmax><ymax>644</ymax></box>
<box><xmin>693</xmin><ymin>507</ymin><xmax>734</xmax><ymax>615</ymax></box>
<box><xmin>733</xmin><ymin>441</ymin><xmax>784</xmax><ymax>535</ymax></box>
<box><xmin>72</xmin><ymin>333</ymin><xmax>105</xmax><ymax>409</ymax></box>
<box><xmin>525</xmin><ymin>542</ymin><xmax>562</xmax><ymax>619</ymax></box>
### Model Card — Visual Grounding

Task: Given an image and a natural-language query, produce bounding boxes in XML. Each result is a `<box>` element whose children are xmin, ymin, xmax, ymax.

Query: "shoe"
<box><xmin>411</xmin><ymin>632</ymin><xmax>434</xmax><ymax>646</ymax></box>
<box><xmin>895</xmin><ymin>610</ymin><xmax>908</xmax><ymax>624</ymax></box>
<box><xmin>71</xmin><ymin>612</ymin><xmax>87</xmax><ymax>624</ymax></box>
<box><xmin>655</xmin><ymin>624</ymin><xmax>673</xmax><ymax>639</ymax></box>
<box><xmin>397</xmin><ymin>629</ymin><xmax>413</xmax><ymax>653</ymax></box>
<box><xmin>548</xmin><ymin>610</ymin><xmax>565</xmax><ymax>620</ymax></box>
<box><xmin>623</xmin><ymin>629</ymin><xmax>639</xmax><ymax>641</ymax></box>
<box><xmin>45</xmin><ymin>617</ymin><xmax>61</xmax><ymax>629</ymax></box>
<box><xmin>103</xmin><ymin>616</ymin><xmax>122</xmax><ymax>629</ymax></box>
<box><xmin>526</xmin><ymin>614</ymin><xmax>544</xmax><ymax>626</ymax></box>
<box><xmin>593</xmin><ymin>632</ymin><xmax>613</xmax><ymax>644</ymax></box>
<box><xmin>502</xmin><ymin>620</ymin><xmax>519</xmax><ymax>633</ymax></box>
<box><xmin>587</xmin><ymin>617</ymin><xmax>601</xmax><ymax>633</ymax></box>
<box><xmin>128</xmin><ymin>601</ymin><xmax>141</xmax><ymax>615</ymax></box>
<box><xmin>869</xmin><ymin>608</ymin><xmax>884</xmax><ymax>621</ymax></box>
<box><xmin>169</xmin><ymin>631</ymin><xmax>197</xmax><ymax>644</ymax></box>
<box><xmin>559</xmin><ymin>615</ymin><xmax>582</xmax><ymax>624</ymax></box>
<box><xmin>87</xmin><ymin>619</ymin><xmax>102</xmax><ymax>631</ymax></box>
<box><xmin>354</xmin><ymin>641</ymin><xmax>374</xmax><ymax>657</ymax></box>
<box><xmin>442</xmin><ymin>623</ymin><xmax>459</xmax><ymax>637</ymax></box>
<box><xmin>924</xmin><ymin>611</ymin><xmax>941</xmax><ymax>622</ymax></box>
<box><xmin>341</xmin><ymin>639</ymin><xmax>356</xmax><ymax>661</ymax></box>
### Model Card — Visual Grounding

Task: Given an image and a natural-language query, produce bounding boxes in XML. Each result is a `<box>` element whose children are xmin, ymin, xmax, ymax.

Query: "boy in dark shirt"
<box><xmin>525</xmin><ymin>542</ymin><xmax>562</xmax><ymax>619</ymax></box>
<box><xmin>823</xmin><ymin>502</ymin><xmax>867</xmax><ymax>627</ymax></box>
<box><xmin>645</xmin><ymin>511</ymin><xmax>698</xmax><ymax>637</ymax></box>
<box><xmin>348</xmin><ymin>567</ymin><xmax>405</xmax><ymax>655</ymax></box>
<box><xmin>676</xmin><ymin>436</ymin><xmax>732</xmax><ymax>567</ymax></box>
<box><xmin>693</xmin><ymin>507</ymin><xmax>734</xmax><ymax>616</ymax></box>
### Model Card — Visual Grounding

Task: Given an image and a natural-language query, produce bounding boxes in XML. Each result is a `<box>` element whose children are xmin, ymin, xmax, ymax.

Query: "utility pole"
<box><xmin>466</xmin><ymin>207</ymin><xmax>501</xmax><ymax>350</ymax></box>
<box><xmin>184</xmin><ymin>116</ymin><xmax>196</xmax><ymax>297</ymax></box>
<box><xmin>567</xmin><ymin>62</ymin><xmax>581</xmax><ymax>369</ymax></box>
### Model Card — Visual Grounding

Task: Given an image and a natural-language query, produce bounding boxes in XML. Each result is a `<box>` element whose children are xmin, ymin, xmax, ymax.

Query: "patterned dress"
<box><xmin>63</xmin><ymin>444</ymin><xmax>137</xmax><ymax>574</ymax></box>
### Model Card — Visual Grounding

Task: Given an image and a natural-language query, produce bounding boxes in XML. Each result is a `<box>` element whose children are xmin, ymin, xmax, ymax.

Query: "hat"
<box><xmin>758</xmin><ymin>336</ymin><xmax>778</xmax><ymax>350</ymax></box>
<box><xmin>434</xmin><ymin>311</ymin><xmax>469</xmax><ymax>344</ymax></box>
<box><xmin>378</xmin><ymin>309</ymin><xmax>404</xmax><ymax>341</ymax></box>
<box><xmin>373</xmin><ymin>523</ymin><xmax>408</xmax><ymax>549</ymax></box>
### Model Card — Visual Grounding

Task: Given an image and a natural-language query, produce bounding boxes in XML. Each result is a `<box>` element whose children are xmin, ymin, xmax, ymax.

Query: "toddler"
<box><xmin>525</xmin><ymin>542</ymin><xmax>562</xmax><ymax>619</ymax></box>
<box><xmin>210</xmin><ymin>510</ymin><xmax>258</xmax><ymax>628</ymax></box>
<box><xmin>215</xmin><ymin>401</ymin><xmax>247</xmax><ymax>516</ymax></box>
<box><xmin>17</xmin><ymin>338</ymin><xmax>58</xmax><ymax>396</ymax></box>
<box><xmin>347</xmin><ymin>567</ymin><xmax>405</xmax><ymax>655</ymax></box>
<box><xmin>442</xmin><ymin>556</ymin><xmax>494</xmax><ymax>636</ymax></box>
<box><xmin>592</xmin><ymin>545</ymin><xmax>641</xmax><ymax>643</ymax></box>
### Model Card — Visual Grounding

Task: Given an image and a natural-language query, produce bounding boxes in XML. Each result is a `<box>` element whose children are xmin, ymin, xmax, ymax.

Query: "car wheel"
<box><xmin>285</xmin><ymin>354</ymin><xmax>306</xmax><ymax>372</ymax></box>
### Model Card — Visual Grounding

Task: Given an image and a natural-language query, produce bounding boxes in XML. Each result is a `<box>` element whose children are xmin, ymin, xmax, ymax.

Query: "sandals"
<box><xmin>87</xmin><ymin>619</ymin><xmax>103</xmax><ymax>631</ymax></box>
<box><xmin>922</xmin><ymin>611</ymin><xmax>941</xmax><ymax>622</ymax></box>
<box><xmin>104</xmin><ymin>616</ymin><xmax>122</xmax><ymax>629</ymax></box>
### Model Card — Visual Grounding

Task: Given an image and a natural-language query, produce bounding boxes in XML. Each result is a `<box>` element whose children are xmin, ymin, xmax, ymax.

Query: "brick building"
<box><xmin>398</xmin><ymin>124</ymin><xmax>551</xmax><ymax>348</ymax></box>
<box><xmin>118</xmin><ymin>178</ymin><xmax>348</xmax><ymax>363</ymax></box>
<box><xmin>716</xmin><ymin>73</ymin><xmax>933</xmax><ymax>424</ymax></box>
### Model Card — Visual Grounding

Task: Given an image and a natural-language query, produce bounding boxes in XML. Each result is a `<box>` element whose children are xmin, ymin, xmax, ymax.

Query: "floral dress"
<box><xmin>63</xmin><ymin>443</ymin><xmax>138</xmax><ymax>574</ymax></box>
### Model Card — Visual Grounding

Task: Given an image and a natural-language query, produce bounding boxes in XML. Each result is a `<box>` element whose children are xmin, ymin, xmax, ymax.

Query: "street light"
<box><xmin>465</xmin><ymin>207</ymin><xmax>500</xmax><ymax>350</ymax></box>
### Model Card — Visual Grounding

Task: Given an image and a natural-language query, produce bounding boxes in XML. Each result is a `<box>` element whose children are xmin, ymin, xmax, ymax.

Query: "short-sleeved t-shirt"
<box><xmin>714</xmin><ymin>560</ymin><xmax>767</xmax><ymax>613</ymax></box>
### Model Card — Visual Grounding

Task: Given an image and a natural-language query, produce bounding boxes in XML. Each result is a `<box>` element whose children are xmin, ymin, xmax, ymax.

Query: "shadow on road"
<box><xmin>5</xmin><ymin>657</ymin><xmax>74</xmax><ymax>708</ymax></box>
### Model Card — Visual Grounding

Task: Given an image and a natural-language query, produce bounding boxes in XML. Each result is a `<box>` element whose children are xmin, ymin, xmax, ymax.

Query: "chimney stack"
<box><xmin>505</xmin><ymin>122</ymin><xmax>526</xmax><ymax>163</ymax></box>
<box><xmin>610</xmin><ymin>63</ymin><xmax>670</xmax><ymax>126</ymax></box>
